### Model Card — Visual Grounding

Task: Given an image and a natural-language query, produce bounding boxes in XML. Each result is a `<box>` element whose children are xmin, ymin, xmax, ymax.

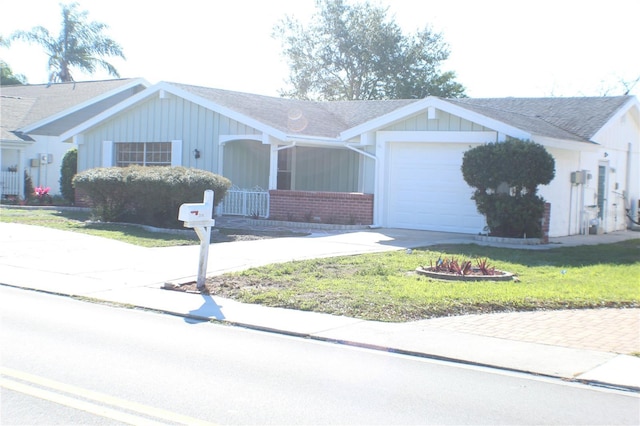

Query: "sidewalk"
<box><xmin>0</xmin><ymin>220</ymin><xmax>638</xmax><ymax>392</ymax></box>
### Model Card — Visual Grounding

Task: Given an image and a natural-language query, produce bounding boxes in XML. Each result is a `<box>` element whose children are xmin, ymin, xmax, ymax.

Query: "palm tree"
<box><xmin>8</xmin><ymin>2</ymin><xmax>125</xmax><ymax>83</ymax></box>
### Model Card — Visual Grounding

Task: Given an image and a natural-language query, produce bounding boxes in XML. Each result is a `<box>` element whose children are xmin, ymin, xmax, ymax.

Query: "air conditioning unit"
<box><xmin>570</xmin><ymin>170</ymin><xmax>587</xmax><ymax>184</ymax></box>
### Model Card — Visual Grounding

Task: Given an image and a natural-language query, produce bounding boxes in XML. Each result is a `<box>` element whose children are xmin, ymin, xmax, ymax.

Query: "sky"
<box><xmin>1</xmin><ymin>0</ymin><xmax>639</xmax><ymax>99</ymax></box>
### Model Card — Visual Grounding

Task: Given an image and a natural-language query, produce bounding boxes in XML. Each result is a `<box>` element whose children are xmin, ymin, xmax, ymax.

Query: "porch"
<box><xmin>219</xmin><ymin>187</ymin><xmax>374</xmax><ymax>226</ymax></box>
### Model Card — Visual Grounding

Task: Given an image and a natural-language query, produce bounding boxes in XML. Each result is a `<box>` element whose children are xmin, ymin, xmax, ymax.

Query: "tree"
<box><xmin>461</xmin><ymin>139</ymin><xmax>555</xmax><ymax>238</ymax></box>
<box><xmin>1</xmin><ymin>60</ymin><xmax>27</xmax><ymax>85</ymax></box>
<box><xmin>272</xmin><ymin>0</ymin><xmax>465</xmax><ymax>100</ymax></box>
<box><xmin>0</xmin><ymin>36</ymin><xmax>27</xmax><ymax>85</ymax></box>
<box><xmin>8</xmin><ymin>2</ymin><xmax>125</xmax><ymax>83</ymax></box>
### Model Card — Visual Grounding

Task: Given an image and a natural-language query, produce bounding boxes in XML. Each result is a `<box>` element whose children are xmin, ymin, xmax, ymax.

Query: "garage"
<box><xmin>385</xmin><ymin>142</ymin><xmax>485</xmax><ymax>234</ymax></box>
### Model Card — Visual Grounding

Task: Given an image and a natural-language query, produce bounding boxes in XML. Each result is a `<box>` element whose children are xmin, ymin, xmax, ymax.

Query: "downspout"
<box><xmin>344</xmin><ymin>143</ymin><xmax>381</xmax><ymax>228</ymax></box>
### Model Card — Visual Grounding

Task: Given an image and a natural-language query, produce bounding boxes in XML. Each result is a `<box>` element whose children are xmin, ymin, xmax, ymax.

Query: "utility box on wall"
<box><xmin>30</xmin><ymin>154</ymin><xmax>53</xmax><ymax>168</ymax></box>
<box><xmin>570</xmin><ymin>170</ymin><xmax>589</xmax><ymax>184</ymax></box>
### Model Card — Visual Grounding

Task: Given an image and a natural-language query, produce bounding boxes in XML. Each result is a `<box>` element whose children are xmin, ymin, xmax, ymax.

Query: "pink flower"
<box><xmin>34</xmin><ymin>186</ymin><xmax>50</xmax><ymax>199</ymax></box>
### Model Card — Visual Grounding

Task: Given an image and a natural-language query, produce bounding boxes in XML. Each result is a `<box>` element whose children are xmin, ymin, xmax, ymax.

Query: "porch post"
<box><xmin>17</xmin><ymin>148</ymin><xmax>24</xmax><ymax>199</ymax></box>
<box><xmin>268</xmin><ymin>142</ymin><xmax>278</xmax><ymax>190</ymax></box>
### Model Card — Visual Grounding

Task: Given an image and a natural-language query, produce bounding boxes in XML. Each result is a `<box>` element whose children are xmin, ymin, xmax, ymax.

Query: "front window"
<box><xmin>115</xmin><ymin>142</ymin><xmax>172</xmax><ymax>167</ymax></box>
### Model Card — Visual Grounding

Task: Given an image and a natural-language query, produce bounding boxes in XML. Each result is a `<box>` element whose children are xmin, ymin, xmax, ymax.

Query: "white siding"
<box><xmin>591</xmin><ymin>109</ymin><xmax>640</xmax><ymax>232</ymax></box>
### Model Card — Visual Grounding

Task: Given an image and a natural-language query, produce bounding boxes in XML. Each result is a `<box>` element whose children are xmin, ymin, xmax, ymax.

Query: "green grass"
<box><xmin>209</xmin><ymin>242</ymin><xmax>640</xmax><ymax>322</ymax></box>
<box><xmin>0</xmin><ymin>206</ymin><xmax>200</xmax><ymax>247</ymax></box>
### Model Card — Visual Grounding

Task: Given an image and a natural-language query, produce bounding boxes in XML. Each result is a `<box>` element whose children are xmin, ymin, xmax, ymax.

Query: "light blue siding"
<box><xmin>385</xmin><ymin>111</ymin><xmax>489</xmax><ymax>132</ymax></box>
<box><xmin>294</xmin><ymin>147</ymin><xmax>359</xmax><ymax>192</ymax></box>
<box><xmin>223</xmin><ymin>140</ymin><xmax>270</xmax><ymax>189</ymax></box>
<box><xmin>79</xmin><ymin>95</ymin><xmax>260</xmax><ymax>180</ymax></box>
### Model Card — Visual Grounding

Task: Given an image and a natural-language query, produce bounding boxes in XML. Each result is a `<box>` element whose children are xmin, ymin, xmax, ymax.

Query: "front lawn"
<box><xmin>203</xmin><ymin>241</ymin><xmax>640</xmax><ymax>322</ymax></box>
<box><xmin>3</xmin><ymin>206</ymin><xmax>638</xmax><ymax>322</ymax></box>
<box><xmin>0</xmin><ymin>206</ymin><xmax>303</xmax><ymax>247</ymax></box>
<box><xmin>0</xmin><ymin>206</ymin><xmax>200</xmax><ymax>247</ymax></box>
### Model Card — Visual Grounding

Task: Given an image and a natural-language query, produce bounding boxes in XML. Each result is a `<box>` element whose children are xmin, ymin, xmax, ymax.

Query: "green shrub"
<box><xmin>59</xmin><ymin>148</ymin><xmax>77</xmax><ymax>204</ymax></box>
<box><xmin>72</xmin><ymin>167</ymin><xmax>129</xmax><ymax>222</ymax></box>
<box><xmin>73</xmin><ymin>166</ymin><xmax>231</xmax><ymax>227</ymax></box>
<box><xmin>124</xmin><ymin>166</ymin><xmax>231</xmax><ymax>228</ymax></box>
<box><xmin>23</xmin><ymin>171</ymin><xmax>35</xmax><ymax>202</ymax></box>
<box><xmin>461</xmin><ymin>139</ymin><xmax>555</xmax><ymax>238</ymax></box>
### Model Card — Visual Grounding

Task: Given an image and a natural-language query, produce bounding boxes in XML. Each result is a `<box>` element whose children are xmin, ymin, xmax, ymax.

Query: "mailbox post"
<box><xmin>178</xmin><ymin>190</ymin><xmax>215</xmax><ymax>290</ymax></box>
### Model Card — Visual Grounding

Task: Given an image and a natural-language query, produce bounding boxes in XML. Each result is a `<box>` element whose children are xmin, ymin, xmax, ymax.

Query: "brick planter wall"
<box><xmin>74</xmin><ymin>188</ymin><xmax>92</xmax><ymax>207</ymax></box>
<box><xmin>541</xmin><ymin>202</ymin><xmax>551</xmax><ymax>244</ymax></box>
<box><xmin>269</xmin><ymin>190</ymin><xmax>373</xmax><ymax>225</ymax></box>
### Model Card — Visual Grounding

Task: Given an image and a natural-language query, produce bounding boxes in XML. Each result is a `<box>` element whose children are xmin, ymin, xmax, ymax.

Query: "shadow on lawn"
<box><xmin>421</xmin><ymin>240</ymin><xmax>640</xmax><ymax>268</ymax></box>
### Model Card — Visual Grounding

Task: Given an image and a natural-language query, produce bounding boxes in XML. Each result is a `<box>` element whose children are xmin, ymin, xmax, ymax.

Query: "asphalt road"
<box><xmin>1</xmin><ymin>285</ymin><xmax>638</xmax><ymax>425</ymax></box>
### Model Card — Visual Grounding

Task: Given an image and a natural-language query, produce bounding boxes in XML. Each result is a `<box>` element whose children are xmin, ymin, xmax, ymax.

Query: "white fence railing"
<box><xmin>219</xmin><ymin>186</ymin><xmax>269</xmax><ymax>217</ymax></box>
<box><xmin>1</xmin><ymin>171</ymin><xmax>19</xmax><ymax>196</ymax></box>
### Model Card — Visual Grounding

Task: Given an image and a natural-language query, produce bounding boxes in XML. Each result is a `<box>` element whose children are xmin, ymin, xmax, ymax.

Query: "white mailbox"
<box><xmin>177</xmin><ymin>190</ymin><xmax>215</xmax><ymax>290</ymax></box>
<box><xmin>178</xmin><ymin>190</ymin><xmax>215</xmax><ymax>228</ymax></box>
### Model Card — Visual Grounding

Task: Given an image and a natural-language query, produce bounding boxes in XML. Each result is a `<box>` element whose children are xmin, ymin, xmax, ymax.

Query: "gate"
<box><xmin>219</xmin><ymin>186</ymin><xmax>269</xmax><ymax>218</ymax></box>
<box><xmin>1</xmin><ymin>171</ymin><xmax>19</xmax><ymax>197</ymax></box>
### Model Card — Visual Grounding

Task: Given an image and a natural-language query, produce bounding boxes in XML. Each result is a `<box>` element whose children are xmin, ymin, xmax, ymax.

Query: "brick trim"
<box><xmin>269</xmin><ymin>190</ymin><xmax>373</xmax><ymax>225</ymax></box>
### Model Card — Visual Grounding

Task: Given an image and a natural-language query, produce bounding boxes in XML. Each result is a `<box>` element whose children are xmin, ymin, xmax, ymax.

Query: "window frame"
<box><xmin>102</xmin><ymin>140</ymin><xmax>182</xmax><ymax>167</ymax></box>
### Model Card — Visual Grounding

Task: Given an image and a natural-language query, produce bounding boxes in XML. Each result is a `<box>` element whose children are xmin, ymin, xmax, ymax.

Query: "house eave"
<box><xmin>0</xmin><ymin>138</ymin><xmax>36</xmax><ymax>148</ymax></box>
<box><xmin>18</xmin><ymin>78</ymin><xmax>151</xmax><ymax>135</ymax></box>
<box><xmin>532</xmin><ymin>135</ymin><xmax>600</xmax><ymax>151</ymax></box>
<box><xmin>284</xmin><ymin>134</ymin><xmax>342</xmax><ymax>147</ymax></box>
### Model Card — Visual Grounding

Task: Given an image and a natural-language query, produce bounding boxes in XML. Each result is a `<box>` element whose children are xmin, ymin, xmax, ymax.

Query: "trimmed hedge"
<box><xmin>461</xmin><ymin>139</ymin><xmax>555</xmax><ymax>238</ymax></box>
<box><xmin>73</xmin><ymin>166</ymin><xmax>231</xmax><ymax>227</ymax></box>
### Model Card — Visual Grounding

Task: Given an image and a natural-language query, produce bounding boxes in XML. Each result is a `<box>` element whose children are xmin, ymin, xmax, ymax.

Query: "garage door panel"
<box><xmin>387</xmin><ymin>142</ymin><xmax>484</xmax><ymax>234</ymax></box>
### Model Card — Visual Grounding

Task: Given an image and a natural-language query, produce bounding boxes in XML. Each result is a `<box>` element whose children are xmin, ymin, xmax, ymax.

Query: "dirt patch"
<box><xmin>165</xmin><ymin>227</ymin><xmax>306</xmax><ymax>294</ymax></box>
<box><xmin>168</xmin><ymin>275</ymin><xmax>286</xmax><ymax>296</ymax></box>
<box><xmin>209</xmin><ymin>228</ymin><xmax>308</xmax><ymax>243</ymax></box>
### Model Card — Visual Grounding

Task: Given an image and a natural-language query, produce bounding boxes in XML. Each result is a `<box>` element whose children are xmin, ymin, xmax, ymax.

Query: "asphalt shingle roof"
<box><xmin>173</xmin><ymin>83</ymin><xmax>632</xmax><ymax>141</ymax></box>
<box><xmin>3</xmin><ymin>79</ymin><xmax>633</xmax><ymax>143</ymax></box>
<box><xmin>1</xmin><ymin>79</ymin><xmax>145</xmax><ymax>138</ymax></box>
<box><xmin>448</xmin><ymin>96</ymin><xmax>632</xmax><ymax>141</ymax></box>
<box><xmin>170</xmin><ymin>83</ymin><xmax>415</xmax><ymax>138</ymax></box>
<box><xmin>0</xmin><ymin>96</ymin><xmax>36</xmax><ymax>141</ymax></box>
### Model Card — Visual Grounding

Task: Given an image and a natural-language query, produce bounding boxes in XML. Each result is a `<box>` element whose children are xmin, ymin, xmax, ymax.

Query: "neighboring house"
<box><xmin>0</xmin><ymin>78</ymin><xmax>150</xmax><ymax>198</ymax></box>
<box><xmin>7</xmin><ymin>79</ymin><xmax>640</xmax><ymax>238</ymax></box>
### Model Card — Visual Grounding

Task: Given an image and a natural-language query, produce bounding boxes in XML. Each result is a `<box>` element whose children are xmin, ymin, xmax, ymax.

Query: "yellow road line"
<box><xmin>1</xmin><ymin>378</ymin><xmax>166</xmax><ymax>426</ymax></box>
<box><xmin>1</xmin><ymin>367</ymin><xmax>217</xmax><ymax>426</ymax></box>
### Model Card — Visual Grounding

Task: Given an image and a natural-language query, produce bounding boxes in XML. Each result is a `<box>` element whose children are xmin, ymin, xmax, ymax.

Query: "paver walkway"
<box><xmin>421</xmin><ymin>308</ymin><xmax>640</xmax><ymax>354</ymax></box>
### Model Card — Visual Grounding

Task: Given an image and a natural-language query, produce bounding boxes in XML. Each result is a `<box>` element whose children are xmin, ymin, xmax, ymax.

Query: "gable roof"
<box><xmin>0</xmin><ymin>95</ymin><xmax>37</xmax><ymax>141</ymax></box>
<box><xmin>0</xmin><ymin>78</ymin><xmax>149</xmax><ymax>138</ymax></box>
<box><xmin>172</xmin><ymin>83</ymin><xmax>634</xmax><ymax>143</ymax></box>
<box><xmin>28</xmin><ymin>79</ymin><xmax>636</xmax><ymax>146</ymax></box>
<box><xmin>447</xmin><ymin>96</ymin><xmax>633</xmax><ymax>142</ymax></box>
<box><xmin>170</xmin><ymin>82</ymin><xmax>415</xmax><ymax>138</ymax></box>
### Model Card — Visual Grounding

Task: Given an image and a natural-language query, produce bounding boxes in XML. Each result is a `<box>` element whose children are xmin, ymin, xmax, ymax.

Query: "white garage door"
<box><xmin>386</xmin><ymin>142</ymin><xmax>485</xmax><ymax>234</ymax></box>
